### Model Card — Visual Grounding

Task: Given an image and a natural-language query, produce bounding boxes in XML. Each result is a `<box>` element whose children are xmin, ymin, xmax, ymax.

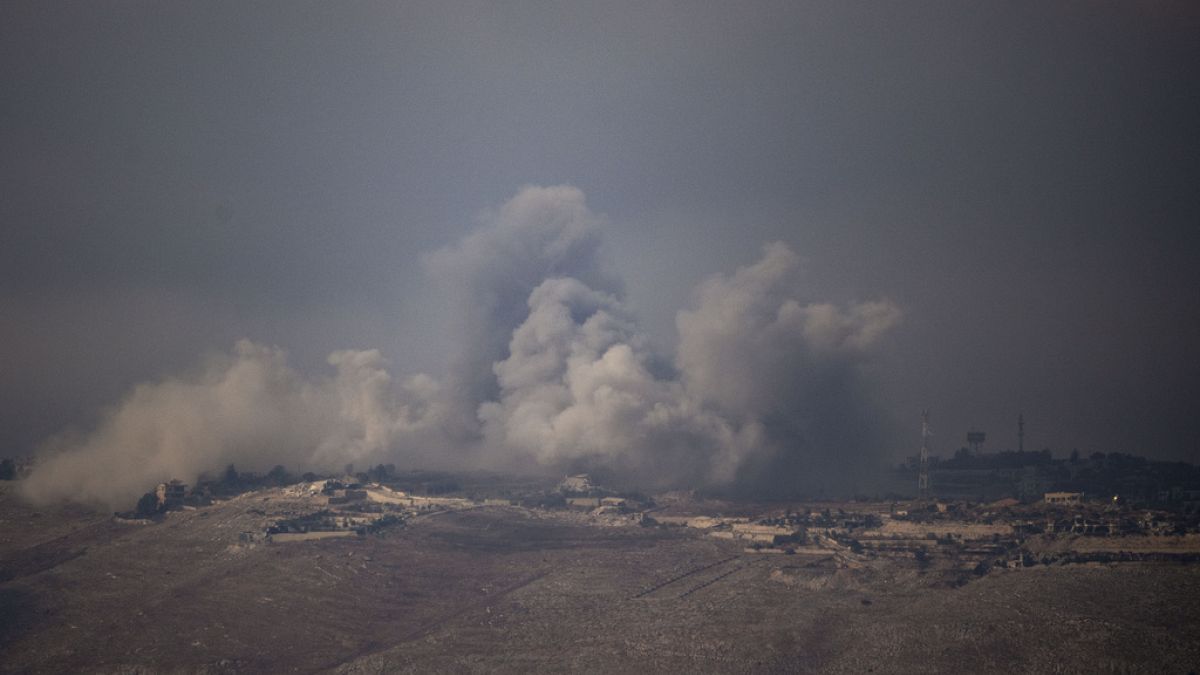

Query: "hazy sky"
<box><xmin>3</xmin><ymin>1</ymin><xmax>1198</xmax><ymax>467</ymax></box>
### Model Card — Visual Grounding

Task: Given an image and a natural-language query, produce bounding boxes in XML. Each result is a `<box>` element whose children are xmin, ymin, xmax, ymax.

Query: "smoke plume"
<box><xmin>423</xmin><ymin>185</ymin><xmax>616</xmax><ymax>440</ymax></box>
<box><xmin>676</xmin><ymin>242</ymin><xmax>902</xmax><ymax>495</ymax></box>
<box><xmin>22</xmin><ymin>185</ymin><xmax>900</xmax><ymax>509</ymax></box>
<box><xmin>20</xmin><ymin>341</ymin><xmax>448</xmax><ymax>509</ymax></box>
<box><xmin>478</xmin><ymin>276</ymin><xmax>756</xmax><ymax>489</ymax></box>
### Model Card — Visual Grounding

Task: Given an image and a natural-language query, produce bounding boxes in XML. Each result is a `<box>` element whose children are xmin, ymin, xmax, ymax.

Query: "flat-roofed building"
<box><xmin>156</xmin><ymin>480</ymin><xmax>187</xmax><ymax>510</ymax></box>
<box><xmin>559</xmin><ymin>474</ymin><xmax>592</xmax><ymax>492</ymax></box>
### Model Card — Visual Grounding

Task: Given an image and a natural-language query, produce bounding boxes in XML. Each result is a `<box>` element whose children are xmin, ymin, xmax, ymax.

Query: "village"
<box><xmin>4</xmin><ymin>467</ymin><xmax>1200</xmax><ymax>673</ymax></box>
<box><xmin>118</xmin><ymin>468</ymin><xmax>1200</xmax><ymax>585</ymax></box>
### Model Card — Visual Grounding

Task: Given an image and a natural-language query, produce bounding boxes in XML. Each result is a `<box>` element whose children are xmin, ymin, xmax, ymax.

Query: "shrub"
<box><xmin>135</xmin><ymin>492</ymin><xmax>160</xmax><ymax>518</ymax></box>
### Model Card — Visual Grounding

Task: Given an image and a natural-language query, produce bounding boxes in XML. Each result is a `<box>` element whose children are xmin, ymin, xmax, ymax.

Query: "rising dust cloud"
<box><xmin>22</xmin><ymin>186</ymin><xmax>900</xmax><ymax>509</ymax></box>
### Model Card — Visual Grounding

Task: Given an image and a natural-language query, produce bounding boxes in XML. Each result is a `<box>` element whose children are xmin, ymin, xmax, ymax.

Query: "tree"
<box><xmin>368</xmin><ymin>464</ymin><xmax>390</xmax><ymax>483</ymax></box>
<box><xmin>267</xmin><ymin>465</ymin><xmax>290</xmax><ymax>485</ymax></box>
<box><xmin>0</xmin><ymin>458</ymin><xmax>15</xmax><ymax>481</ymax></box>
<box><xmin>1069</xmin><ymin>449</ymin><xmax>1080</xmax><ymax>463</ymax></box>
<box><xmin>223</xmin><ymin>463</ymin><xmax>239</xmax><ymax>484</ymax></box>
<box><xmin>135</xmin><ymin>491</ymin><xmax>160</xmax><ymax>518</ymax></box>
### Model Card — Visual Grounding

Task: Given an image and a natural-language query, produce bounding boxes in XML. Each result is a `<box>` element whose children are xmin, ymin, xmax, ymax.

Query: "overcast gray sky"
<box><xmin>3</xmin><ymin>1</ymin><xmax>1198</xmax><ymax>466</ymax></box>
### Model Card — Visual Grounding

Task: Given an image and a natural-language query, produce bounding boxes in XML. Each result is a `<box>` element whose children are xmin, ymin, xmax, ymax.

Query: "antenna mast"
<box><xmin>919</xmin><ymin>410</ymin><xmax>931</xmax><ymax>500</ymax></box>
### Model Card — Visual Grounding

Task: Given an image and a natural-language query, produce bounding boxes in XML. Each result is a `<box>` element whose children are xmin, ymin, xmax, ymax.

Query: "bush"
<box><xmin>267</xmin><ymin>465</ymin><xmax>291</xmax><ymax>485</ymax></box>
<box><xmin>135</xmin><ymin>492</ymin><xmax>160</xmax><ymax>518</ymax></box>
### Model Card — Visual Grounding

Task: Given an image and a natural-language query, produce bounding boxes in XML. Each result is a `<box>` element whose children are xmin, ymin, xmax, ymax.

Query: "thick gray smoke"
<box><xmin>423</xmin><ymin>185</ymin><xmax>617</xmax><ymax>440</ymax></box>
<box><xmin>676</xmin><ymin>243</ymin><xmax>902</xmax><ymax>496</ymax></box>
<box><xmin>22</xmin><ymin>186</ymin><xmax>900</xmax><ymax>509</ymax></box>
<box><xmin>478</xmin><ymin>276</ymin><xmax>757</xmax><ymax>489</ymax></box>
<box><xmin>20</xmin><ymin>341</ymin><xmax>449</xmax><ymax>509</ymax></box>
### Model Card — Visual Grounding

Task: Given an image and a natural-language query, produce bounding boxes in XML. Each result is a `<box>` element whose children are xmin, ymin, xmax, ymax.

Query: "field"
<box><xmin>1</xmin><ymin>484</ymin><xmax>1198</xmax><ymax>673</ymax></box>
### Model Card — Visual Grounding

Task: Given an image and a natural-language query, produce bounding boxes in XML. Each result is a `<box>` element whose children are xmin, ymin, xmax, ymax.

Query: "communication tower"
<box><xmin>918</xmin><ymin>410</ymin><xmax>931</xmax><ymax>500</ymax></box>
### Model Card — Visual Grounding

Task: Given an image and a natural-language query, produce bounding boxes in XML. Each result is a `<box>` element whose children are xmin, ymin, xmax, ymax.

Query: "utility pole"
<box><xmin>919</xmin><ymin>410</ymin><xmax>931</xmax><ymax>500</ymax></box>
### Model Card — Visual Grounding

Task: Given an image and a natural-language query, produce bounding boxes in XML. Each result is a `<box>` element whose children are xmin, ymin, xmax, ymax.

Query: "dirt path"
<box><xmin>631</xmin><ymin>554</ymin><xmax>741</xmax><ymax>599</ymax></box>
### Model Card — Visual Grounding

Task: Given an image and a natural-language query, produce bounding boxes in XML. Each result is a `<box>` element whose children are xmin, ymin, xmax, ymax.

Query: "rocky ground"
<box><xmin>1</xmin><ymin>484</ymin><xmax>1198</xmax><ymax>674</ymax></box>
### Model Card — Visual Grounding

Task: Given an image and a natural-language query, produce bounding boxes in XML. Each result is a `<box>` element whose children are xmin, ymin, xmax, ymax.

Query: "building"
<box><xmin>731</xmin><ymin>523</ymin><xmax>803</xmax><ymax>544</ymax></box>
<box><xmin>328</xmin><ymin>489</ymin><xmax>368</xmax><ymax>505</ymax></box>
<box><xmin>156</xmin><ymin>480</ymin><xmax>187</xmax><ymax>510</ymax></box>
<box><xmin>1044</xmin><ymin>491</ymin><xmax>1083</xmax><ymax>505</ymax></box>
<box><xmin>559</xmin><ymin>474</ymin><xmax>592</xmax><ymax>492</ymax></box>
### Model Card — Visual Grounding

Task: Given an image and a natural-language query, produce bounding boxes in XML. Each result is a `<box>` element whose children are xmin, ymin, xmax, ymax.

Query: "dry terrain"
<box><xmin>1</xmin><ymin>484</ymin><xmax>1198</xmax><ymax>674</ymax></box>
